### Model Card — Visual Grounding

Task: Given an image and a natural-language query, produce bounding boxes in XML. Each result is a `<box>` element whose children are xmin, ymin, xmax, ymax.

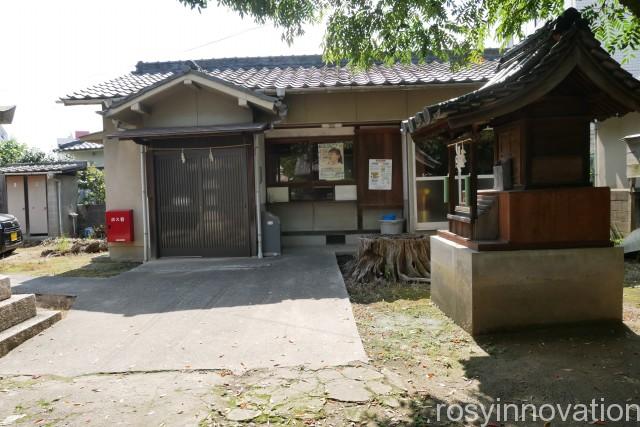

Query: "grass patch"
<box><xmin>347</xmin><ymin>280</ymin><xmax>431</xmax><ymax>304</ymax></box>
<box><xmin>0</xmin><ymin>246</ymin><xmax>139</xmax><ymax>278</ymax></box>
<box><xmin>624</xmin><ymin>286</ymin><xmax>640</xmax><ymax>307</ymax></box>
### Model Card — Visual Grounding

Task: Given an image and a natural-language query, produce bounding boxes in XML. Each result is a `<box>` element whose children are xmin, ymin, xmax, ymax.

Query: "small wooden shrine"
<box><xmin>403</xmin><ymin>8</ymin><xmax>640</xmax><ymax>334</ymax></box>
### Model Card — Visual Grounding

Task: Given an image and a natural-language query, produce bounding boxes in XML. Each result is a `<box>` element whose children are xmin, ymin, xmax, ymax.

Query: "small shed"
<box><xmin>0</xmin><ymin>162</ymin><xmax>87</xmax><ymax>237</ymax></box>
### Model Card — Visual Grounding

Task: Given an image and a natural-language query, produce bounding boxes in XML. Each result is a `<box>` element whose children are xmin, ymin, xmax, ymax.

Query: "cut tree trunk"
<box><xmin>349</xmin><ymin>234</ymin><xmax>430</xmax><ymax>284</ymax></box>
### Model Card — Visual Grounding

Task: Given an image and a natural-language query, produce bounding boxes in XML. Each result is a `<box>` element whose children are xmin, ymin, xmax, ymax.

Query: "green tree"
<box><xmin>77</xmin><ymin>166</ymin><xmax>106</xmax><ymax>205</ymax></box>
<box><xmin>20</xmin><ymin>148</ymin><xmax>57</xmax><ymax>164</ymax></box>
<box><xmin>0</xmin><ymin>139</ymin><xmax>28</xmax><ymax>166</ymax></box>
<box><xmin>0</xmin><ymin>139</ymin><xmax>57</xmax><ymax>166</ymax></box>
<box><xmin>178</xmin><ymin>0</ymin><xmax>640</xmax><ymax>68</ymax></box>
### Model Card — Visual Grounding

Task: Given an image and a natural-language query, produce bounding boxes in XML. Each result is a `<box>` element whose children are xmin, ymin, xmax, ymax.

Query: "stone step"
<box><xmin>0</xmin><ymin>294</ymin><xmax>37</xmax><ymax>333</ymax></box>
<box><xmin>0</xmin><ymin>309</ymin><xmax>62</xmax><ymax>358</ymax></box>
<box><xmin>0</xmin><ymin>276</ymin><xmax>10</xmax><ymax>301</ymax></box>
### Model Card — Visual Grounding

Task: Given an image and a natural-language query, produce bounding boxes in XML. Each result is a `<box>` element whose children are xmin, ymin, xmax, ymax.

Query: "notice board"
<box><xmin>356</xmin><ymin>127</ymin><xmax>403</xmax><ymax>208</ymax></box>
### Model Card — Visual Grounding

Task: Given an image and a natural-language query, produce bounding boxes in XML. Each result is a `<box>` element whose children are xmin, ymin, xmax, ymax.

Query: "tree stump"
<box><xmin>349</xmin><ymin>234</ymin><xmax>431</xmax><ymax>283</ymax></box>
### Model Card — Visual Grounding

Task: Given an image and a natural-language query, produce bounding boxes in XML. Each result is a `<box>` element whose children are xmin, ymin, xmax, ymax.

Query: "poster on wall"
<box><xmin>318</xmin><ymin>142</ymin><xmax>345</xmax><ymax>181</ymax></box>
<box><xmin>368</xmin><ymin>159</ymin><xmax>393</xmax><ymax>190</ymax></box>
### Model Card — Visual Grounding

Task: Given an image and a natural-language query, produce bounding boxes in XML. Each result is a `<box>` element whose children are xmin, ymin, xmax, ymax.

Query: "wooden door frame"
<box><xmin>144</xmin><ymin>134</ymin><xmax>256</xmax><ymax>258</ymax></box>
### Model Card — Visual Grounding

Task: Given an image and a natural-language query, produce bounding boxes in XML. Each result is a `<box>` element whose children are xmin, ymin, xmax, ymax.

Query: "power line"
<box><xmin>184</xmin><ymin>26</ymin><xmax>263</xmax><ymax>52</ymax></box>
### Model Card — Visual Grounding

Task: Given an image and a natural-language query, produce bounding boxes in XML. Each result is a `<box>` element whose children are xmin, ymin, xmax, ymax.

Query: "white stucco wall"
<box><xmin>143</xmin><ymin>86</ymin><xmax>252</xmax><ymax>128</ymax></box>
<box><xmin>61</xmin><ymin>150</ymin><xmax>105</xmax><ymax>168</ymax></box>
<box><xmin>103</xmin><ymin>118</ymin><xmax>144</xmax><ymax>261</ymax></box>
<box><xmin>595</xmin><ymin>112</ymin><xmax>640</xmax><ymax>189</ymax></box>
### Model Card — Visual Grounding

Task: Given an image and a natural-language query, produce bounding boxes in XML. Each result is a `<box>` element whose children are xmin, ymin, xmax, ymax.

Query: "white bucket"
<box><xmin>379</xmin><ymin>219</ymin><xmax>405</xmax><ymax>235</ymax></box>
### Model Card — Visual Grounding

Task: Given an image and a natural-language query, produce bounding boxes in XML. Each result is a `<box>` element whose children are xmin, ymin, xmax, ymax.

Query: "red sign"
<box><xmin>106</xmin><ymin>210</ymin><xmax>134</xmax><ymax>243</ymax></box>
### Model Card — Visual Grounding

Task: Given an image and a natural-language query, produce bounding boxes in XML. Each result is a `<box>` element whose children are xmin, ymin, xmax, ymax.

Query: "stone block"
<box><xmin>610</xmin><ymin>189</ymin><xmax>630</xmax><ymax>201</ymax></box>
<box><xmin>0</xmin><ymin>294</ymin><xmax>37</xmax><ymax>333</ymax></box>
<box><xmin>0</xmin><ymin>309</ymin><xmax>62</xmax><ymax>357</ymax></box>
<box><xmin>430</xmin><ymin>236</ymin><xmax>623</xmax><ymax>335</ymax></box>
<box><xmin>0</xmin><ymin>276</ymin><xmax>10</xmax><ymax>301</ymax></box>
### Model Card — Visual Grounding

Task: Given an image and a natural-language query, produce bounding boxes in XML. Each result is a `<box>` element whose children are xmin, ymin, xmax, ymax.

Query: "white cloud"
<box><xmin>0</xmin><ymin>0</ymin><xmax>324</xmax><ymax>151</ymax></box>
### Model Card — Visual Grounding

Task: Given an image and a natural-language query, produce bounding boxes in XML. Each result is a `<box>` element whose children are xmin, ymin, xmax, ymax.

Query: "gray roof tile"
<box><xmin>62</xmin><ymin>52</ymin><xmax>501</xmax><ymax>101</ymax></box>
<box><xmin>56</xmin><ymin>140</ymin><xmax>103</xmax><ymax>152</ymax></box>
<box><xmin>0</xmin><ymin>162</ymin><xmax>87</xmax><ymax>175</ymax></box>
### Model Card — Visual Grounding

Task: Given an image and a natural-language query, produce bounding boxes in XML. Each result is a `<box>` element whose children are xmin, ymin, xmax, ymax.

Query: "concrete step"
<box><xmin>0</xmin><ymin>309</ymin><xmax>62</xmax><ymax>358</ymax></box>
<box><xmin>0</xmin><ymin>276</ymin><xmax>10</xmax><ymax>301</ymax></box>
<box><xmin>0</xmin><ymin>294</ymin><xmax>37</xmax><ymax>333</ymax></box>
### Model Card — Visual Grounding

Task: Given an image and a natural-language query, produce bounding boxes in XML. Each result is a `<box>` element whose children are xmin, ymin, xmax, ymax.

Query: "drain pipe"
<box><xmin>140</xmin><ymin>145</ymin><xmax>149</xmax><ymax>262</ymax></box>
<box><xmin>254</xmin><ymin>134</ymin><xmax>263</xmax><ymax>259</ymax></box>
<box><xmin>56</xmin><ymin>179</ymin><xmax>63</xmax><ymax>236</ymax></box>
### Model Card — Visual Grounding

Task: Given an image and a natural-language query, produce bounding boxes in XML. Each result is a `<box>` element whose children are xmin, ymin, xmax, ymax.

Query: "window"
<box><xmin>266</xmin><ymin>139</ymin><xmax>355</xmax><ymax>202</ymax></box>
<box><xmin>267</xmin><ymin>139</ymin><xmax>354</xmax><ymax>184</ymax></box>
<box><xmin>414</xmin><ymin>130</ymin><xmax>496</xmax><ymax>227</ymax></box>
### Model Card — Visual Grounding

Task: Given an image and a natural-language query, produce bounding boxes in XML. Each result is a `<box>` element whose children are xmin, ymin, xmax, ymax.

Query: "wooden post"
<box><xmin>448</xmin><ymin>144</ymin><xmax>456</xmax><ymax>215</ymax></box>
<box><xmin>469</xmin><ymin>128</ymin><xmax>479</xmax><ymax>220</ymax></box>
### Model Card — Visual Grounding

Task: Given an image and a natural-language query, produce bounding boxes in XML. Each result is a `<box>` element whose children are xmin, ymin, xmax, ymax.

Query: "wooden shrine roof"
<box><xmin>403</xmin><ymin>8</ymin><xmax>640</xmax><ymax>136</ymax></box>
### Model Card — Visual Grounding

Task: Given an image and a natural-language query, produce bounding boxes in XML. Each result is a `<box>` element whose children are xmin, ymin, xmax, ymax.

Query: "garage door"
<box><xmin>153</xmin><ymin>146</ymin><xmax>252</xmax><ymax>257</ymax></box>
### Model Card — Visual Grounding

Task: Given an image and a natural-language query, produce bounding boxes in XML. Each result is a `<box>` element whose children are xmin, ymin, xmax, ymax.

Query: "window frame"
<box><xmin>265</xmin><ymin>136</ymin><xmax>357</xmax><ymax>190</ymax></box>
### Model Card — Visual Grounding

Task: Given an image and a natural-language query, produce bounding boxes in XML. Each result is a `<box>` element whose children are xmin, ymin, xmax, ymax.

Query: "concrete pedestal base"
<box><xmin>430</xmin><ymin>236</ymin><xmax>624</xmax><ymax>335</ymax></box>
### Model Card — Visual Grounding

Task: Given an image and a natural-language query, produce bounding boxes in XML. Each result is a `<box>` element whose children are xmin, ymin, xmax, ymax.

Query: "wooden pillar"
<box><xmin>469</xmin><ymin>129</ymin><xmax>479</xmax><ymax>220</ymax></box>
<box><xmin>448</xmin><ymin>144</ymin><xmax>456</xmax><ymax>215</ymax></box>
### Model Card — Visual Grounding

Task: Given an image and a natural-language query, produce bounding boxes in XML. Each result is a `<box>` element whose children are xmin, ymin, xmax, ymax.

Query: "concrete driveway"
<box><xmin>0</xmin><ymin>248</ymin><xmax>367</xmax><ymax>376</ymax></box>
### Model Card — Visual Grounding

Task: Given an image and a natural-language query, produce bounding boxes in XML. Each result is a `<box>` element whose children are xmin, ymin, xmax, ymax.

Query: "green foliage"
<box><xmin>77</xmin><ymin>166</ymin><xmax>106</xmax><ymax>205</ymax></box>
<box><xmin>0</xmin><ymin>139</ymin><xmax>57</xmax><ymax>166</ymax></box>
<box><xmin>0</xmin><ymin>139</ymin><xmax>28</xmax><ymax>166</ymax></box>
<box><xmin>20</xmin><ymin>148</ymin><xmax>57</xmax><ymax>164</ymax></box>
<box><xmin>177</xmin><ymin>0</ymin><xmax>640</xmax><ymax>68</ymax></box>
<box><xmin>583</xmin><ymin>0</ymin><xmax>640</xmax><ymax>64</ymax></box>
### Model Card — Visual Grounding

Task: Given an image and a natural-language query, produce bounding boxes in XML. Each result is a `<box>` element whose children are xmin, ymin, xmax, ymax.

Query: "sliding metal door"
<box><xmin>153</xmin><ymin>146</ymin><xmax>252</xmax><ymax>257</ymax></box>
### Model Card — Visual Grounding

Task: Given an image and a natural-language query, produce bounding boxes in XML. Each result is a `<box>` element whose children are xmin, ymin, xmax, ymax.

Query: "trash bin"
<box><xmin>379</xmin><ymin>214</ymin><xmax>405</xmax><ymax>235</ymax></box>
<box><xmin>262</xmin><ymin>211</ymin><xmax>281</xmax><ymax>256</ymax></box>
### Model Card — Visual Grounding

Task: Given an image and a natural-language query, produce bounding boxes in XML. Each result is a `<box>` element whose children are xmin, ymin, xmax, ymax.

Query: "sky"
<box><xmin>0</xmin><ymin>0</ymin><xmax>325</xmax><ymax>152</ymax></box>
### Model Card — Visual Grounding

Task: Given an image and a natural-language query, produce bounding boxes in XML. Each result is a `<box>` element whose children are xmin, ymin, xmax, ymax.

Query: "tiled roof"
<box><xmin>56</xmin><ymin>139</ymin><xmax>103</xmax><ymax>152</ymax></box>
<box><xmin>61</xmin><ymin>51</ymin><xmax>501</xmax><ymax>102</ymax></box>
<box><xmin>0</xmin><ymin>161</ymin><xmax>87</xmax><ymax>175</ymax></box>
<box><xmin>404</xmin><ymin>8</ymin><xmax>640</xmax><ymax>134</ymax></box>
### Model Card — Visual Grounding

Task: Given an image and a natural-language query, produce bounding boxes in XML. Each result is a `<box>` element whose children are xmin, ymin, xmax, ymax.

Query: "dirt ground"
<box><xmin>0</xmin><ymin>244</ymin><xmax>139</xmax><ymax>278</ymax></box>
<box><xmin>0</xmin><ymin>258</ymin><xmax>639</xmax><ymax>425</ymax></box>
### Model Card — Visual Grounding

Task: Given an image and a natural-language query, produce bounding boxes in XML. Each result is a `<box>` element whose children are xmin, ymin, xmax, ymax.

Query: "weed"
<box><xmin>53</xmin><ymin>238</ymin><xmax>72</xmax><ymax>253</ymax></box>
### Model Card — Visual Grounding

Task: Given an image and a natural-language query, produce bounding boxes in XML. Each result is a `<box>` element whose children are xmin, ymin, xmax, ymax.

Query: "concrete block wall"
<box><xmin>610</xmin><ymin>189</ymin><xmax>631</xmax><ymax>236</ymax></box>
<box><xmin>46</xmin><ymin>175</ymin><xmax>80</xmax><ymax>237</ymax></box>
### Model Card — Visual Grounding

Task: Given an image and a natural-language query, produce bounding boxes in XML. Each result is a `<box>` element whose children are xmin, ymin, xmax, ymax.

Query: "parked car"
<box><xmin>0</xmin><ymin>214</ymin><xmax>23</xmax><ymax>255</ymax></box>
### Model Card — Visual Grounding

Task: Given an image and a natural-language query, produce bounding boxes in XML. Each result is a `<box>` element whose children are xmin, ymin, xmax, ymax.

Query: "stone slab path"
<box><xmin>0</xmin><ymin>364</ymin><xmax>409</xmax><ymax>426</ymax></box>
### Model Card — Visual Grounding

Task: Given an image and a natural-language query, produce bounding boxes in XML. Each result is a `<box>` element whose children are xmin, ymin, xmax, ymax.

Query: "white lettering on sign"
<box><xmin>110</xmin><ymin>217</ymin><xmax>126</xmax><ymax>223</ymax></box>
